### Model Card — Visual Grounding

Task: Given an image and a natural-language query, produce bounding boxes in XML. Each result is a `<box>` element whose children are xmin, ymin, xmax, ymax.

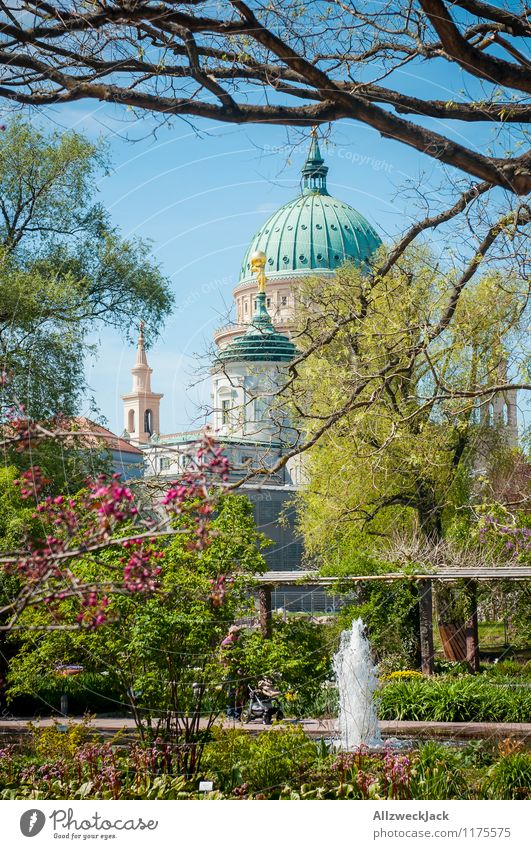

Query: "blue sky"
<box><xmin>29</xmin><ymin>68</ymin><xmax>519</xmax><ymax>435</ymax></box>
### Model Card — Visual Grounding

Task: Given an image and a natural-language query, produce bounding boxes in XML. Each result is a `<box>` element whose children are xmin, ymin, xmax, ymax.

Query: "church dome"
<box><xmin>239</xmin><ymin>135</ymin><xmax>381</xmax><ymax>283</ymax></box>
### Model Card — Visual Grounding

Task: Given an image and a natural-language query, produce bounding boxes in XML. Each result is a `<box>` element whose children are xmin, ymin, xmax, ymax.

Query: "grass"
<box><xmin>433</xmin><ymin>621</ymin><xmax>519</xmax><ymax>653</ymax></box>
<box><xmin>478</xmin><ymin>622</ymin><xmax>508</xmax><ymax>647</ymax></box>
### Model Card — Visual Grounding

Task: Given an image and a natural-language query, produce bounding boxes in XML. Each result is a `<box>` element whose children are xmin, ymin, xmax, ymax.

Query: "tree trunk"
<box><xmin>418</xmin><ymin>579</ymin><xmax>435</xmax><ymax>675</ymax></box>
<box><xmin>258</xmin><ymin>586</ymin><xmax>272</xmax><ymax>639</ymax></box>
<box><xmin>464</xmin><ymin>579</ymin><xmax>480</xmax><ymax>674</ymax></box>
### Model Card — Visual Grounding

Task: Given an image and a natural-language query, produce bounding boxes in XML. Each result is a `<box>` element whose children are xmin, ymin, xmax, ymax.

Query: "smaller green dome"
<box><xmin>217</xmin><ymin>293</ymin><xmax>296</xmax><ymax>364</ymax></box>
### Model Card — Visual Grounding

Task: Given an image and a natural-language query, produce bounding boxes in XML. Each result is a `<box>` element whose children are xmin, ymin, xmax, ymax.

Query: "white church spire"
<box><xmin>131</xmin><ymin>321</ymin><xmax>152</xmax><ymax>393</ymax></box>
<box><xmin>122</xmin><ymin>323</ymin><xmax>163</xmax><ymax>445</ymax></box>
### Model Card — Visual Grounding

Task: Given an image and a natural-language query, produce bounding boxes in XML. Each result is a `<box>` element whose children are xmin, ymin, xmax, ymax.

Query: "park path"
<box><xmin>0</xmin><ymin>716</ymin><xmax>529</xmax><ymax>741</ymax></box>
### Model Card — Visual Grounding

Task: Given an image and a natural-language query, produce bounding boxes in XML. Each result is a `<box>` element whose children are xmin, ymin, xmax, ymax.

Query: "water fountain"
<box><xmin>333</xmin><ymin>617</ymin><xmax>383</xmax><ymax>749</ymax></box>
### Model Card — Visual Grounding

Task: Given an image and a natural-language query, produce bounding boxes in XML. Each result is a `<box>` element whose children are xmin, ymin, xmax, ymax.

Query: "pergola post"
<box><xmin>418</xmin><ymin>578</ymin><xmax>434</xmax><ymax>675</ymax></box>
<box><xmin>258</xmin><ymin>585</ymin><xmax>272</xmax><ymax>639</ymax></box>
<box><xmin>464</xmin><ymin>579</ymin><xmax>480</xmax><ymax>673</ymax></box>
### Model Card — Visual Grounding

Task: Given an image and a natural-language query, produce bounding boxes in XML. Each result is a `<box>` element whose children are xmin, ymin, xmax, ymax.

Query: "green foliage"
<box><xmin>409</xmin><ymin>742</ymin><xmax>469</xmax><ymax>800</ymax></box>
<box><xmin>0</xmin><ymin>466</ymin><xmax>37</xmax><ymax>551</ymax></box>
<box><xmin>379</xmin><ymin>676</ymin><xmax>531</xmax><ymax>723</ymax></box>
<box><xmin>242</xmin><ymin>726</ymin><xmax>319</xmax><ymax>794</ymax></box>
<box><xmin>0</xmin><ymin>726</ymin><xmax>528</xmax><ymax>800</ymax></box>
<box><xmin>202</xmin><ymin>726</ymin><xmax>319</xmax><ymax>796</ymax></box>
<box><xmin>237</xmin><ymin>616</ymin><xmax>333</xmax><ymax>713</ymax></box>
<box><xmin>0</xmin><ymin>118</ymin><xmax>173</xmax><ymax>417</ymax></box>
<box><xmin>294</xmin><ymin>250</ymin><xmax>527</xmax><ymax>551</ymax></box>
<box><xmin>483</xmin><ymin>752</ymin><xmax>531</xmax><ymax>799</ymax></box>
<box><xmin>484</xmin><ymin>660</ymin><xmax>531</xmax><ymax>679</ymax></box>
<box><xmin>200</xmin><ymin>727</ymin><xmax>255</xmax><ymax>792</ymax></box>
<box><xmin>455</xmin><ymin>739</ymin><xmax>498</xmax><ymax>769</ymax></box>
<box><xmin>433</xmin><ymin>659</ymin><xmax>471</xmax><ymax>676</ymax></box>
<box><xmin>28</xmin><ymin>716</ymin><xmax>93</xmax><ymax>761</ymax></box>
<box><xmin>336</xmin><ymin>582</ymin><xmax>421</xmax><ymax>670</ymax></box>
<box><xmin>6</xmin><ymin>495</ymin><xmax>267</xmax><ymax>753</ymax></box>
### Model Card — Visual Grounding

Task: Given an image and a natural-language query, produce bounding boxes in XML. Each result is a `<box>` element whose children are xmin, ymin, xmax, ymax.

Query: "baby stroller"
<box><xmin>242</xmin><ymin>680</ymin><xmax>284</xmax><ymax>725</ymax></box>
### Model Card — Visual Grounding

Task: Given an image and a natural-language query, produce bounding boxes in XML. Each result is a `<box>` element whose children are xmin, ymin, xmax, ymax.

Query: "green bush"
<box><xmin>336</xmin><ymin>583</ymin><xmax>420</xmax><ymax>669</ymax></box>
<box><xmin>379</xmin><ymin>677</ymin><xmax>531</xmax><ymax>723</ymax></box>
<box><xmin>483</xmin><ymin>752</ymin><xmax>531</xmax><ymax>799</ymax></box>
<box><xmin>409</xmin><ymin>743</ymin><xmax>469</xmax><ymax>800</ymax></box>
<box><xmin>237</xmin><ymin>617</ymin><xmax>333</xmax><ymax>715</ymax></box>
<box><xmin>245</xmin><ymin>727</ymin><xmax>319</xmax><ymax>794</ymax></box>
<box><xmin>201</xmin><ymin>727</ymin><xmax>255</xmax><ymax>792</ymax></box>
<box><xmin>202</xmin><ymin>726</ymin><xmax>319</xmax><ymax>796</ymax></box>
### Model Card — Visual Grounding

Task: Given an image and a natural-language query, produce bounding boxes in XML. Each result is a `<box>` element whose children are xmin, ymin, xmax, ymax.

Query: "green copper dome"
<box><xmin>218</xmin><ymin>292</ymin><xmax>296</xmax><ymax>364</ymax></box>
<box><xmin>239</xmin><ymin>136</ymin><xmax>382</xmax><ymax>283</ymax></box>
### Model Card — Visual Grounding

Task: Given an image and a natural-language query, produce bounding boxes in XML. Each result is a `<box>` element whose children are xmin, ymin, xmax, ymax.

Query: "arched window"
<box><xmin>502</xmin><ymin>402</ymin><xmax>509</xmax><ymax>426</ymax></box>
<box><xmin>128</xmin><ymin>409</ymin><xmax>135</xmax><ymax>433</ymax></box>
<box><xmin>488</xmin><ymin>402</ymin><xmax>495</xmax><ymax>426</ymax></box>
<box><xmin>144</xmin><ymin>409</ymin><xmax>153</xmax><ymax>435</ymax></box>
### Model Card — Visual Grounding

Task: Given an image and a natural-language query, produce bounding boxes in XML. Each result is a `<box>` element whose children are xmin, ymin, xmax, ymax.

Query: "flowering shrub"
<box><xmin>478</xmin><ymin>513</ymin><xmax>531</xmax><ymax>562</ymax></box>
<box><xmin>0</xmin><ymin>397</ymin><xmax>232</xmax><ymax>630</ymax></box>
<box><xmin>381</xmin><ymin>670</ymin><xmax>423</xmax><ymax>681</ymax></box>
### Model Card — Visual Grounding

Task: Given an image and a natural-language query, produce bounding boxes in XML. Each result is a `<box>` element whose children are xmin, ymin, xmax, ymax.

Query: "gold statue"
<box><xmin>250</xmin><ymin>249</ymin><xmax>267</xmax><ymax>293</ymax></box>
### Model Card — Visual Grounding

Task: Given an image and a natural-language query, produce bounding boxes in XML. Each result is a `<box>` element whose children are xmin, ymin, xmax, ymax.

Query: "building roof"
<box><xmin>72</xmin><ymin>418</ymin><xmax>144</xmax><ymax>456</ymax></box>
<box><xmin>238</xmin><ymin>136</ymin><xmax>382</xmax><ymax>283</ymax></box>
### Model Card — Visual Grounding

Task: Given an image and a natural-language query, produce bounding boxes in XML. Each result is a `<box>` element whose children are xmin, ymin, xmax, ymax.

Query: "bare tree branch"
<box><xmin>0</xmin><ymin>1</ymin><xmax>529</xmax><ymax>191</ymax></box>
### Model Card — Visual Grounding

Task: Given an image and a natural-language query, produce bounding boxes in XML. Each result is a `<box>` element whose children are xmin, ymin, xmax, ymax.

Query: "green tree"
<box><xmin>0</xmin><ymin>118</ymin><xmax>174</xmax><ymax>418</ymax></box>
<box><xmin>293</xmin><ymin>250</ymin><xmax>527</xmax><ymax>549</ymax></box>
<box><xmin>288</xmin><ymin>251</ymin><xmax>528</xmax><ymax>662</ymax></box>
<box><xmin>6</xmin><ymin>494</ymin><xmax>267</xmax><ymax>773</ymax></box>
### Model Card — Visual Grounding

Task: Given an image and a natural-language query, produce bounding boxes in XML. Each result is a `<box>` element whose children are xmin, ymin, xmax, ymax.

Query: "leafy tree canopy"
<box><xmin>0</xmin><ymin>118</ymin><xmax>174</xmax><ymax>418</ymax></box>
<box><xmin>291</xmin><ymin>248</ymin><xmax>528</xmax><ymax>553</ymax></box>
<box><xmin>6</xmin><ymin>494</ymin><xmax>268</xmax><ymax>743</ymax></box>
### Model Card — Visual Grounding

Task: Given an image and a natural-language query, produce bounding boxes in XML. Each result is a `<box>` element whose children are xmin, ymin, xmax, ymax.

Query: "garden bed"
<box><xmin>1</xmin><ymin>722</ymin><xmax>530</xmax><ymax>800</ymax></box>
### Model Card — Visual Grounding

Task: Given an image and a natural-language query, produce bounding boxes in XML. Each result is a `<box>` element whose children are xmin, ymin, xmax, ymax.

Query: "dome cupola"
<box><xmin>301</xmin><ymin>130</ymin><xmax>329</xmax><ymax>195</ymax></box>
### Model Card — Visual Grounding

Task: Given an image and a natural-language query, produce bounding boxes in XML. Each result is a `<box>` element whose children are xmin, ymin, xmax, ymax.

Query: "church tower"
<box><xmin>479</xmin><ymin>355</ymin><xmax>518</xmax><ymax>449</ymax></box>
<box><xmin>212</xmin><ymin>250</ymin><xmax>297</xmax><ymax>445</ymax></box>
<box><xmin>122</xmin><ymin>323</ymin><xmax>163</xmax><ymax>445</ymax></box>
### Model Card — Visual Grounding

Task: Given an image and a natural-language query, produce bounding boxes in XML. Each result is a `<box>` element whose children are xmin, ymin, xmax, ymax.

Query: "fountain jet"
<box><xmin>333</xmin><ymin>618</ymin><xmax>382</xmax><ymax>749</ymax></box>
